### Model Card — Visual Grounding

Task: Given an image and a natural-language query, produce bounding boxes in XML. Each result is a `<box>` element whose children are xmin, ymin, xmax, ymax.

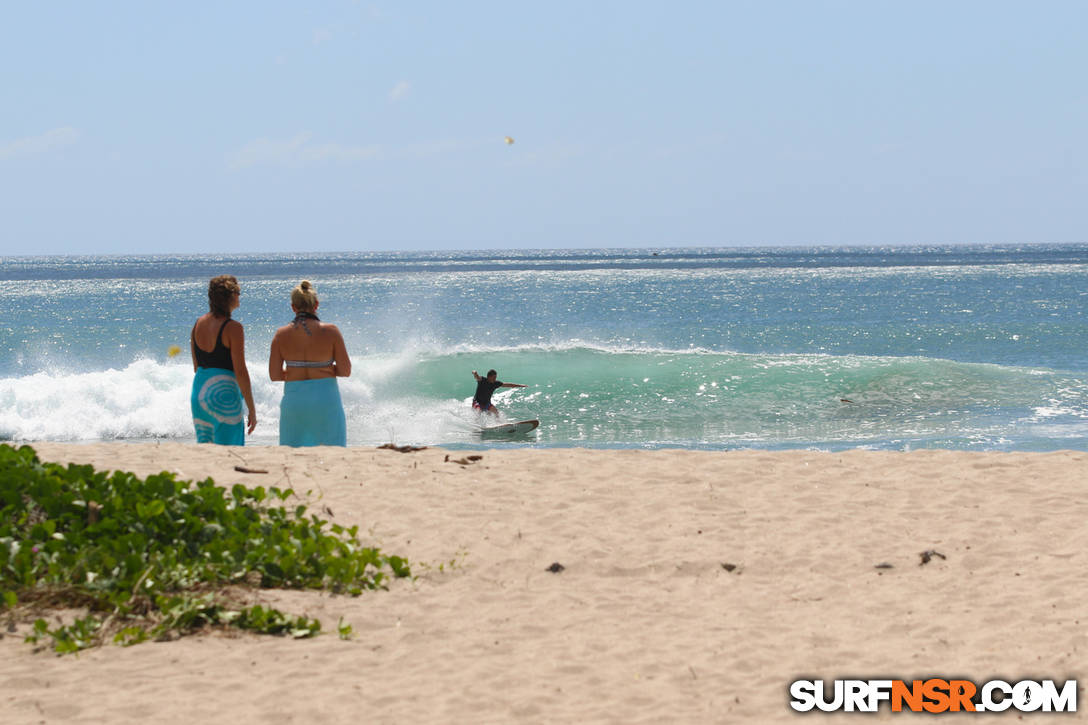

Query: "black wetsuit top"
<box><xmin>473</xmin><ymin>378</ymin><xmax>503</xmax><ymax>408</ymax></box>
<box><xmin>192</xmin><ymin>319</ymin><xmax>234</xmax><ymax>371</ymax></box>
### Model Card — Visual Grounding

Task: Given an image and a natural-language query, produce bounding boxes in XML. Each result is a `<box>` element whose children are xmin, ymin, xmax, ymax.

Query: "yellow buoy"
<box><xmin>504</xmin><ymin>136</ymin><xmax>514</xmax><ymax>145</ymax></box>
<box><xmin>167</xmin><ymin>345</ymin><xmax>182</xmax><ymax>358</ymax></box>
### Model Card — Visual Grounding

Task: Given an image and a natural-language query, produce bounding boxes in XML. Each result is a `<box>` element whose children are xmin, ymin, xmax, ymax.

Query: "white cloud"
<box><xmin>404</xmin><ymin>138</ymin><xmax>485</xmax><ymax>157</ymax></box>
<box><xmin>226</xmin><ymin>133</ymin><xmax>498</xmax><ymax>170</ymax></box>
<box><xmin>504</xmin><ymin>141</ymin><xmax>587</xmax><ymax>169</ymax></box>
<box><xmin>0</xmin><ymin>127</ymin><xmax>80</xmax><ymax>160</ymax></box>
<box><xmin>389</xmin><ymin>81</ymin><xmax>411</xmax><ymax>102</ymax></box>
<box><xmin>227</xmin><ymin>133</ymin><xmax>383</xmax><ymax>170</ymax></box>
<box><xmin>312</xmin><ymin>27</ymin><xmax>333</xmax><ymax>45</ymax></box>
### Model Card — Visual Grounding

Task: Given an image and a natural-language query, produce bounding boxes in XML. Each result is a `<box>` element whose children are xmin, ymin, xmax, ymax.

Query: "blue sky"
<box><xmin>1</xmin><ymin>1</ymin><xmax>1085</xmax><ymax>255</ymax></box>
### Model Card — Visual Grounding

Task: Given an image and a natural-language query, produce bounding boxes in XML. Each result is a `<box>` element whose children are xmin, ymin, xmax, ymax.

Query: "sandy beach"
<box><xmin>2</xmin><ymin>442</ymin><xmax>1085</xmax><ymax>723</ymax></box>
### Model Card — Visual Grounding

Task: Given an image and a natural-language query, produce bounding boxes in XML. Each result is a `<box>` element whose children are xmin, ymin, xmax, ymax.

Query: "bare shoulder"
<box><xmin>320</xmin><ymin>322</ymin><xmax>344</xmax><ymax>337</ymax></box>
<box><xmin>223</xmin><ymin>318</ymin><xmax>246</xmax><ymax>342</ymax></box>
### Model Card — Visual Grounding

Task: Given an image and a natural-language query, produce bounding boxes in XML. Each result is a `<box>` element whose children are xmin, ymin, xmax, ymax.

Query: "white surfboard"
<box><xmin>480</xmin><ymin>419</ymin><xmax>539</xmax><ymax>436</ymax></box>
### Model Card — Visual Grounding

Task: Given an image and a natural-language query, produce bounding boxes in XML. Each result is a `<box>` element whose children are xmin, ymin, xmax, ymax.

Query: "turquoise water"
<box><xmin>1</xmin><ymin>245</ymin><xmax>1086</xmax><ymax>450</ymax></box>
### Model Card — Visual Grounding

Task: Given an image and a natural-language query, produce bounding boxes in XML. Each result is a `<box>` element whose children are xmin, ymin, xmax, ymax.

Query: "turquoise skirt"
<box><xmin>280</xmin><ymin>377</ymin><xmax>347</xmax><ymax>447</ymax></box>
<box><xmin>191</xmin><ymin>367</ymin><xmax>245</xmax><ymax>445</ymax></box>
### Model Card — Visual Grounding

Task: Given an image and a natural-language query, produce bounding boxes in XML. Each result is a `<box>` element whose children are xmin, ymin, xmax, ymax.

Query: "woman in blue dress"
<box><xmin>190</xmin><ymin>275</ymin><xmax>258</xmax><ymax>444</ymax></box>
<box><xmin>268</xmin><ymin>280</ymin><xmax>351</xmax><ymax>446</ymax></box>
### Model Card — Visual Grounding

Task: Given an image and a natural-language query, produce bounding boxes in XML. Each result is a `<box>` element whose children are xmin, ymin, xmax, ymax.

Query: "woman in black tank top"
<box><xmin>191</xmin><ymin>318</ymin><xmax>234</xmax><ymax>371</ymax></box>
<box><xmin>189</xmin><ymin>276</ymin><xmax>257</xmax><ymax>444</ymax></box>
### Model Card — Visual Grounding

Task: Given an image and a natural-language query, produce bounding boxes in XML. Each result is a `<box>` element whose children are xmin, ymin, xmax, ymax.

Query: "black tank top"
<box><xmin>192</xmin><ymin>319</ymin><xmax>234</xmax><ymax>371</ymax></box>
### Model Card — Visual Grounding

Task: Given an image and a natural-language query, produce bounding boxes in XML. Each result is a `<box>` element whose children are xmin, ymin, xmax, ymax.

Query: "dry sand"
<box><xmin>1</xmin><ymin>442</ymin><xmax>1086</xmax><ymax>723</ymax></box>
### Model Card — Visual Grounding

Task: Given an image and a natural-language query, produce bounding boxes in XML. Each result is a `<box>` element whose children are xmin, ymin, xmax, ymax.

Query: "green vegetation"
<box><xmin>0</xmin><ymin>444</ymin><xmax>409</xmax><ymax>654</ymax></box>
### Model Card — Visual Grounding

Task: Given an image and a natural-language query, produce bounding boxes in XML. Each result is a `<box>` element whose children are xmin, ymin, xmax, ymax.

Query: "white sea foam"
<box><xmin>0</xmin><ymin>356</ymin><xmax>486</xmax><ymax>446</ymax></box>
<box><xmin>0</xmin><ymin>360</ymin><xmax>195</xmax><ymax>441</ymax></box>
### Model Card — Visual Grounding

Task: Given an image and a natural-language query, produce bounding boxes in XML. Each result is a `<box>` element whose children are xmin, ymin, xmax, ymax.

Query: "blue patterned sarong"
<box><xmin>191</xmin><ymin>367</ymin><xmax>245</xmax><ymax>445</ymax></box>
<box><xmin>279</xmin><ymin>377</ymin><xmax>347</xmax><ymax>447</ymax></box>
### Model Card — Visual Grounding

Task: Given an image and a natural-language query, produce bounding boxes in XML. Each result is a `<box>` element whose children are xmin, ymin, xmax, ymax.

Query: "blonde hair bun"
<box><xmin>291</xmin><ymin>279</ymin><xmax>319</xmax><ymax>312</ymax></box>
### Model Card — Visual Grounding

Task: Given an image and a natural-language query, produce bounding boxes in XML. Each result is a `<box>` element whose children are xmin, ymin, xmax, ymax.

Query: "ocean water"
<box><xmin>1</xmin><ymin>245</ymin><xmax>1086</xmax><ymax>451</ymax></box>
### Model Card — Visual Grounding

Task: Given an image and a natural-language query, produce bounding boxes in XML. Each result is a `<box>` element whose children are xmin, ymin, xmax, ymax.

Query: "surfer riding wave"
<box><xmin>471</xmin><ymin>369</ymin><xmax>527</xmax><ymax>416</ymax></box>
